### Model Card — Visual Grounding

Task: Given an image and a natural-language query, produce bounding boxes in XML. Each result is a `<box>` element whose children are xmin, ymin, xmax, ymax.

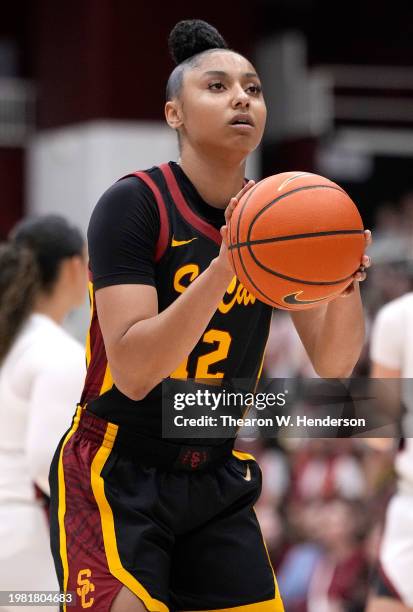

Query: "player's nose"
<box><xmin>231</xmin><ymin>85</ymin><xmax>250</xmax><ymax>109</ymax></box>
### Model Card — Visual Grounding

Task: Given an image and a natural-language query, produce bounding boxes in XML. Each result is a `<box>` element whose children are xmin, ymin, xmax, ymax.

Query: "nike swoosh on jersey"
<box><xmin>283</xmin><ymin>291</ymin><xmax>336</xmax><ymax>305</ymax></box>
<box><xmin>171</xmin><ymin>236</ymin><xmax>198</xmax><ymax>247</ymax></box>
<box><xmin>244</xmin><ymin>464</ymin><xmax>252</xmax><ymax>482</ymax></box>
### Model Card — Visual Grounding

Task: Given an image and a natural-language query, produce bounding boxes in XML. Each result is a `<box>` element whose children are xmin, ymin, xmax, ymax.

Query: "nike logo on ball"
<box><xmin>283</xmin><ymin>291</ymin><xmax>335</xmax><ymax>305</ymax></box>
<box><xmin>171</xmin><ymin>236</ymin><xmax>198</xmax><ymax>247</ymax></box>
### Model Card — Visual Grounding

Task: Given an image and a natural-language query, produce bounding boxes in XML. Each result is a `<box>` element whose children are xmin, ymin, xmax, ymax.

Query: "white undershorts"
<box><xmin>0</xmin><ymin>503</ymin><xmax>58</xmax><ymax>612</ymax></box>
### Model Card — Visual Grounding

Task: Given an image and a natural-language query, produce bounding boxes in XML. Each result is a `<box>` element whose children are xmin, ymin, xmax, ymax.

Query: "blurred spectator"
<box><xmin>373</xmin><ymin>202</ymin><xmax>403</xmax><ymax>240</ymax></box>
<box><xmin>277</xmin><ymin>499</ymin><xmax>325</xmax><ymax>611</ymax></box>
<box><xmin>289</xmin><ymin>439</ymin><xmax>366</xmax><ymax>502</ymax></box>
<box><xmin>400</xmin><ymin>192</ymin><xmax>413</xmax><ymax>238</ymax></box>
<box><xmin>306</xmin><ymin>499</ymin><xmax>369</xmax><ymax>612</ymax></box>
<box><xmin>264</xmin><ymin>311</ymin><xmax>317</xmax><ymax>378</ymax></box>
<box><xmin>277</xmin><ymin>499</ymin><xmax>369</xmax><ymax>612</ymax></box>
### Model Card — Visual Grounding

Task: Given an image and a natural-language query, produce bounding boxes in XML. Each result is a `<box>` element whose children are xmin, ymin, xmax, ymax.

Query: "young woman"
<box><xmin>49</xmin><ymin>20</ymin><xmax>371</xmax><ymax>612</ymax></box>
<box><xmin>0</xmin><ymin>215</ymin><xmax>88</xmax><ymax>610</ymax></box>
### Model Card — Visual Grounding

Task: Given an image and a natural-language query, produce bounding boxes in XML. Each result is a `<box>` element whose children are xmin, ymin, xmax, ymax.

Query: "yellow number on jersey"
<box><xmin>195</xmin><ymin>330</ymin><xmax>231</xmax><ymax>378</ymax></box>
<box><xmin>170</xmin><ymin>329</ymin><xmax>232</xmax><ymax>380</ymax></box>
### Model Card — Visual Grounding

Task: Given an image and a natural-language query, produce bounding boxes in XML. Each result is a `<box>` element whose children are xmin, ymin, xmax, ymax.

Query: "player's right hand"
<box><xmin>216</xmin><ymin>180</ymin><xmax>255</xmax><ymax>275</ymax></box>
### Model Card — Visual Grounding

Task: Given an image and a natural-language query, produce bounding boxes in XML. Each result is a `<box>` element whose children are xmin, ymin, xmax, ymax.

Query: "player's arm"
<box><xmin>290</xmin><ymin>230</ymin><xmax>371</xmax><ymax>377</ymax></box>
<box><xmin>97</xmin><ymin>265</ymin><xmax>233</xmax><ymax>399</ymax></box>
<box><xmin>290</xmin><ymin>281</ymin><xmax>364</xmax><ymax>377</ymax></box>
<box><xmin>93</xmin><ymin>181</ymin><xmax>253</xmax><ymax>400</ymax></box>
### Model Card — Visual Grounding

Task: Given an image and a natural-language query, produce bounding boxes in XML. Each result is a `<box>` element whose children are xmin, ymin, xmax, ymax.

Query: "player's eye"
<box><xmin>247</xmin><ymin>84</ymin><xmax>262</xmax><ymax>95</ymax></box>
<box><xmin>208</xmin><ymin>82</ymin><xmax>226</xmax><ymax>91</ymax></box>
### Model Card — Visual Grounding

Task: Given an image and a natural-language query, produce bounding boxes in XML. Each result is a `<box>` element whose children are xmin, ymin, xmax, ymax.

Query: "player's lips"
<box><xmin>229</xmin><ymin>114</ymin><xmax>255</xmax><ymax>128</ymax></box>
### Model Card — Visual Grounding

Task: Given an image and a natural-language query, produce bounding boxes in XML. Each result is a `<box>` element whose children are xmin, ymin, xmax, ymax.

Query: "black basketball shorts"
<box><xmin>49</xmin><ymin>407</ymin><xmax>284</xmax><ymax>612</ymax></box>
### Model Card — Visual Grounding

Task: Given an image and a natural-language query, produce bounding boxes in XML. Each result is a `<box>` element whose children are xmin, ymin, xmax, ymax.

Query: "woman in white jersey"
<box><xmin>368</xmin><ymin>291</ymin><xmax>413</xmax><ymax>612</ymax></box>
<box><xmin>0</xmin><ymin>216</ymin><xmax>88</xmax><ymax>611</ymax></box>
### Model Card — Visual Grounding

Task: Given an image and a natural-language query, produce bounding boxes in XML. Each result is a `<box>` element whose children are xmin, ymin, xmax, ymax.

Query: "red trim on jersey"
<box><xmin>80</xmin><ymin>296</ymin><xmax>108</xmax><ymax>405</ymax></box>
<box><xmin>159</xmin><ymin>163</ymin><xmax>221</xmax><ymax>246</ymax></box>
<box><xmin>131</xmin><ymin>171</ymin><xmax>170</xmax><ymax>262</ymax></box>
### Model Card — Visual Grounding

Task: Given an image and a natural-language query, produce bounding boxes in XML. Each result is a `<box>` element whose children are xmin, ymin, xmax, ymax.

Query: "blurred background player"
<box><xmin>0</xmin><ymin>215</ymin><xmax>88</xmax><ymax>611</ymax></box>
<box><xmin>367</xmin><ymin>291</ymin><xmax>413</xmax><ymax>611</ymax></box>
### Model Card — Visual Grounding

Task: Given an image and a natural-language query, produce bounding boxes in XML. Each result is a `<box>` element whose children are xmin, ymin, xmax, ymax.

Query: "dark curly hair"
<box><xmin>0</xmin><ymin>215</ymin><xmax>84</xmax><ymax>364</ymax></box>
<box><xmin>166</xmin><ymin>19</ymin><xmax>229</xmax><ymax>101</ymax></box>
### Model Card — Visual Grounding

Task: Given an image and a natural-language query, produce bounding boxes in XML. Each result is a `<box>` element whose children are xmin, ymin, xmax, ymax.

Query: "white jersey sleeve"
<box><xmin>25</xmin><ymin>333</ymin><xmax>85</xmax><ymax>496</ymax></box>
<box><xmin>370</xmin><ymin>300</ymin><xmax>404</xmax><ymax>370</ymax></box>
<box><xmin>369</xmin><ymin>294</ymin><xmax>413</xmax><ymax>488</ymax></box>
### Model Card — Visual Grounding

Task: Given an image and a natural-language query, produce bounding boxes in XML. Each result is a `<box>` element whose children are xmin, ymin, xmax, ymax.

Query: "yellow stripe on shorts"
<box><xmin>57</xmin><ymin>406</ymin><xmax>82</xmax><ymax>612</ymax></box>
<box><xmin>90</xmin><ymin>422</ymin><xmax>169</xmax><ymax>612</ymax></box>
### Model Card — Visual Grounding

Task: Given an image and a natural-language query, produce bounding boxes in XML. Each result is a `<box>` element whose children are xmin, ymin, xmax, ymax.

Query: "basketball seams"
<box><xmin>229</xmin><ymin>229</ymin><xmax>365</xmax><ymax>250</ymax></box>
<box><xmin>246</xmin><ymin>185</ymin><xmax>351</xmax><ymax>246</ymax></box>
<box><xmin>234</xmin><ymin>236</ymin><xmax>284</xmax><ymax>307</ymax></box>
<box><xmin>244</xmin><ymin>251</ymin><xmax>356</xmax><ymax>286</ymax></box>
<box><xmin>235</xmin><ymin>249</ymin><xmax>286</xmax><ymax>307</ymax></box>
<box><xmin>234</xmin><ymin>175</ymin><xmax>275</xmax><ymax>249</ymax></box>
<box><xmin>233</xmin><ymin>178</ymin><xmax>286</xmax><ymax>308</ymax></box>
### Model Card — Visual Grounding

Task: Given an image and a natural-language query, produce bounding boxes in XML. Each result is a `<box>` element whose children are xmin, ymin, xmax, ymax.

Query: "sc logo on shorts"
<box><xmin>77</xmin><ymin>568</ymin><xmax>95</xmax><ymax>608</ymax></box>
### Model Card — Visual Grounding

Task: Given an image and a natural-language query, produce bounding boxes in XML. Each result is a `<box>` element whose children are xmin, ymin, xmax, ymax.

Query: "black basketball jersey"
<box><xmin>83</xmin><ymin>162</ymin><xmax>273</xmax><ymax>437</ymax></box>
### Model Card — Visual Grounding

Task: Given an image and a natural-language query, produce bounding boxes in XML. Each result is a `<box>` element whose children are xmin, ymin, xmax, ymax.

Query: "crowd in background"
<box><xmin>236</xmin><ymin>190</ymin><xmax>413</xmax><ymax>611</ymax></box>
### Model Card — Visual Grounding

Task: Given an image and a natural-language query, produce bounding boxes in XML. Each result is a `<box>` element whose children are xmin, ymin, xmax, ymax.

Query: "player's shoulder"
<box><xmin>89</xmin><ymin>165</ymin><xmax>166</xmax><ymax>235</ymax></box>
<box><xmin>32</xmin><ymin>322</ymin><xmax>85</xmax><ymax>387</ymax></box>
<box><xmin>98</xmin><ymin>165</ymin><xmax>160</xmax><ymax>206</ymax></box>
<box><xmin>29</xmin><ymin>315</ymin><xmax>84</xmax><ymax>358</ymax></box>
<box><xmin>4</xmin><ymin>315</ymin><xmax>84</xmax><ymax>381</ymax></box>
<box><xmin>94</xmin><ymin>164</ymin><xmax>168</xmax><ymax>208</ymax></box>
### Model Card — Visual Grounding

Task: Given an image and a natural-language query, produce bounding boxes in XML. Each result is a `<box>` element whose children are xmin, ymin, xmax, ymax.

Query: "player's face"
<box><xmin>178</xmin><ymin>51</ymin><xmax>266</xmax><ymax>158</ymax></box>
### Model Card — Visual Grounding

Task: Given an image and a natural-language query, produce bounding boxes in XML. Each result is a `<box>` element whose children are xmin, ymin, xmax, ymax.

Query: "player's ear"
<box><xmin>165</xmin><ymin>100</ymin><xmax>183</xmax><ymax>130</ymax></box>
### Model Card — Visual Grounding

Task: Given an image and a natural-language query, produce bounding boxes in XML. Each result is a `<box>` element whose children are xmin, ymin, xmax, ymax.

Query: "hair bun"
<box><xmin>168</xmin><ymin>20</ymin><xmax>228</xmax><ymax>65</ymax></box>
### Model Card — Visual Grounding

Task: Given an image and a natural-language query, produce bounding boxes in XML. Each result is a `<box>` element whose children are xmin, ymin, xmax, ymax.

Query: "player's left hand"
<box><xmin>341</xmin><ymin>229</ymin><xmax>372</xmax><ymax>296</ymax></box>
<box><xmin>217</xmin><ymin>180</ymin><xmax>255</xmax><ymax>274</ymax></box>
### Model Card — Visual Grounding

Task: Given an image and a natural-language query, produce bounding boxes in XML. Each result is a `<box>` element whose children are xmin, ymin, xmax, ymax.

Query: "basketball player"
<box><xmin>0</xmin><ymin>216</ymin><xmax>87</xmax><ymax>611</ymax></box>
<box><xmin>49</xmin><ymin>20</ymin><xmax>371</xmax><ymax>612</ymax></box>
<box><xmin>367</xmin><ymin>291</ymin><xmax>413</xmax><ymax>612</ymax></box>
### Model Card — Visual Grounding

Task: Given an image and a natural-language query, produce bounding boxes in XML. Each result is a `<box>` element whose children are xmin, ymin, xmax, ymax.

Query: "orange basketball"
<box><xmin>228</xmin><ymin>172</ymin><xmax>365</xmax><ymax>310</ymax></box>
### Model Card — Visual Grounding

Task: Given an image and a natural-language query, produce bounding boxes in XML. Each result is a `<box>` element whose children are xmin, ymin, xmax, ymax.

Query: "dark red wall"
<box><xmin>33</xmin><ymin>0</ymin><xmax>258</xmax><ymax>129</ymax></box>
<box><xmin>0</xmin><ymin>149</ymin><xmax>24</xmax><ymax>239</ymax></box>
